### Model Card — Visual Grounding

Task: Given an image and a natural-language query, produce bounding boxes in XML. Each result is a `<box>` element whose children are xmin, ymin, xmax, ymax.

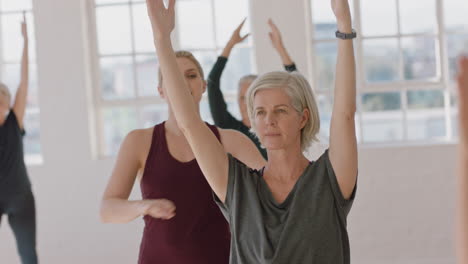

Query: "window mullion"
<box><xmin>436</xmin><ymin>0</ymin><xmax>453</xmax><ymax>140</ymax></box>
<box><xmin>128</xmin><ymin>2</ymin><xmax>139</xmax><ymax>99</ymax></box>
<box><xmin>355</xmin><ymin>0</ymin><xmax>365</xmax><ymax>143</ymax></box>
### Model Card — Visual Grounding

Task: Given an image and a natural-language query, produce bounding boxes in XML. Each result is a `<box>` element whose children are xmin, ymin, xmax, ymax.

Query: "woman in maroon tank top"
<box><xmin>99</xmin><ymin>51</ymin><xmax>266</xmax><ymax>264</ymax></box>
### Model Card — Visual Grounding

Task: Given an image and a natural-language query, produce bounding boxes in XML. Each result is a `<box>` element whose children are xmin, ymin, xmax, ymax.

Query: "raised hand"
<box><xmin>228</xmin><ymin>18</ymin><xmax>250</xmax><ymax>46</ymax></box>
<box><xmin>267</xmin><ymin>19</ymin><xmax>284</xmax><ymax>52</ymax></box>
<box><xmin>221</xmin><ymin>18</ymin><xmax>249</xmax><ymax>57</ymax></box>
<box><xmin>143</xmin><ymin>199</ymin><xmax>176</xmax><ymax>220</ymax></box>
<box><xmin>331</xmin><ymin>0</ymin><xmax>352</xmax><ymax>29</ymax></box>
<box><xmin>146</xmin><ymin>0</ymin><xmax>176</xmax><ymax>41</ymax></box>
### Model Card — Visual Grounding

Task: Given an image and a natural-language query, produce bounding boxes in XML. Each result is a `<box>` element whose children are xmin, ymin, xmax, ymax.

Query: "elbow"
<box><xmin>100</xmin><ymin>212</ymin><xmax>110</xmax><ymax>224</ymax></box>
<box><xmin>99</xmin><ymin>201</ymin><xmax>112</xmax><ymax>223</ymax></box>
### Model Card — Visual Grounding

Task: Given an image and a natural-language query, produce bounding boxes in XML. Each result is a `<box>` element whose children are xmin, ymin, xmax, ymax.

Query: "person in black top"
<box><xmin>207</xmin><ymin>19</ymin><xmax>297</xmax><ymax>159</ymax></box>
<box><xmin>0</xmin><ymin>14</ymin><xmax>38</xmax><ymax>264</ymax></box>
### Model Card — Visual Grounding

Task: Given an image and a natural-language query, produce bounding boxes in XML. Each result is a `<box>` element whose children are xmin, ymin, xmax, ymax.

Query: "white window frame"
<box><xmin>87</xmin><ymin>0</ymin><xmax>255</xmax><ymax>158</ymax></box>
<box><xmin>307</xmin><ymin>0</ymin><xmax>462</xmax><ymax>146</ymax></box>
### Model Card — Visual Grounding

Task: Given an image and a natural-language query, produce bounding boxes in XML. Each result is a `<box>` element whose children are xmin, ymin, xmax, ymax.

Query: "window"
<box><xmin>309</xmin><ymin>0</ymin><xmax>467</xmax><ymax>144</ymax></box>
<box><xmin>0</xmin><ymin>0</ymin><xmax>42</xmax><ymax>164</ymax></box>
<box><xmin>90</xmin><ymin>0</ymin><xmax>254</xmax><ymax>157</ymax></box>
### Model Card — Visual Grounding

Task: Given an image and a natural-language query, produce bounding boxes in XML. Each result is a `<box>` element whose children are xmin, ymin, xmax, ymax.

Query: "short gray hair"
<box><xmin>238</xmin><ymin>74</ymin><xmax>257</xmax><ymax>89</ymax></box>
<box><xmin>246</xmin><ymin>71</ymin><xmax>320</xmax><ymax>151</ymax></box>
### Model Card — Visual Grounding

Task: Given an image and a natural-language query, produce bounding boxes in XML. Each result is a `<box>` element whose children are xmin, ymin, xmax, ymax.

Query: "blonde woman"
<box><xmin>100</xmin><ymin>49</ymin><xmax>265</xmax><ymax>264</ymax></box>
<box><xmin>146</xmin><ymin>0</ymin><xmax>358</xmax><ymax>262</ymax></box>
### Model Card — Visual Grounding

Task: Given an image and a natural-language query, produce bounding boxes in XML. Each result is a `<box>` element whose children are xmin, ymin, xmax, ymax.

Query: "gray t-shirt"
<box><xmin>214</xmin><ymin>149</ymin><xmax>356</xmax><ymax>264</ymax></box>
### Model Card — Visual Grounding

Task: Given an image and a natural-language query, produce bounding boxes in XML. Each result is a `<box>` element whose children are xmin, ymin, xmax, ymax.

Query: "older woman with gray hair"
<box><xmin>146</xmin><ymin>0</ymin><xmax>358</xmax><ymax>262</ymax></box>
<box><xmin>207</xmin><ymin>18</ymin><xmax>297</xmax><ymax>159</ymax></box>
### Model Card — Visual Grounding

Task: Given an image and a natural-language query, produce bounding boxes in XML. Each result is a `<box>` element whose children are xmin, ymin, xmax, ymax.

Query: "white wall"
<box><xmin>0</xmin><ymin>0</ymin><xmax>457</xmax><ymax>263</ymax></box>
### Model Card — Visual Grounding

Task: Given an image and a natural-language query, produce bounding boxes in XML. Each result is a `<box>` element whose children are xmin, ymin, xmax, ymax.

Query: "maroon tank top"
<box><xmin>138</xmin><ymin>122</ymin><xmax>230</xmax><ymax>264</ymax></box>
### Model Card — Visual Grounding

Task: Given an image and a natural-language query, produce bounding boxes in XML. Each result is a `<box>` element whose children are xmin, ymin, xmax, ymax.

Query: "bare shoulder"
<box><xmin>123</xmin><ymin>127</ymin><xmax>155</xmax><ymax>165</ymax></box>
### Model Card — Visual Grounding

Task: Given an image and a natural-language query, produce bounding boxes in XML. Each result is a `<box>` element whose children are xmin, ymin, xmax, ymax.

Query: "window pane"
<box><xmin>0</xmin><ymin>63</ymin><xmax>38</xmax><ymax>108</ymax></box>
<box><xmin>444</xmin><ymin>0</ymin><xmax>468</xmax><ymax>32</ymax></box>
<box><xmin>100</xmin><ymin>56</ymin><xmax>135</xmax><ymax>100</ymax></box>
<box><xmin>1</xmin><ymin>12</ymin><xmax>36</xmax><ymax>63</ymax></box>
<box><xmin>360</xmin><ymin>0</ymin><xmax>397</xmax><ymax>36</ymax></box>
<box><xmin>314</xmin><ymin>41</ymin><xmax>337</xmax><ymax>91</ymax></box>
<box><xmin>96</xmin><ymin>5</ymin><xmax>132</xmax><ymax>55</ymax></box>
<box><xmin>2</xmin><ymin>63</ymin><xmax>20</xmax><ymax>97</ymax></box>
<box><xmin>407</xmin><ymin>110</ymin><xmax>446</xmax><ymax>140</ymax></box>
<box><xmin>407</xmin><ymin>90</ymin><xmax>445</xmax><ymax>140</ymax></box>
<box><xmin>219</xmin><ymin>47</ymin><xmax>254</xmax><ymax>93</ymax></box>
<box><xmin>213</xmin><ymin>0</ymin><xmax>250</xmax><ymax>47</ymax></box>
<box><xmin>140</xmin><ymin>104</ymin><xmax>168</xmax><ymax>128</ymax></box>
<box><xmin>0</xmin><ymin>0</ymin><xmax>32</xmax><ymax>12</ymax></box>
<box><xmin>135</xmin><ymin>55</ymin><xmax>159</xmax><ymax>97</ymax></box>
<box><xmin>452</xmin><ymin>113</ymin><xmax>459</xmax><ymax>139</ymax></box>
<box><xmin>200</xmin><ymin>99</ymin><xmax>213</xmax><ymax>124</ymax></box>
<box><xmin>362</xmin><ymin>111</ymin><xmax>404</xmax><ymax>142</ymax></box>
<box><xmin>399</xmin><ymin>0</ymin><xmax>437</xmax><ymax>34</ymax></box>
<box><xmin>407</xmin><ymin>90</ymin><xmax>444</xmax><ymax>109</ymax></box>
<box><xmin>23</xmin><ymin>108</ymin><xmax>42</xmax><ymax>163</ymax></box>
<box><xmin>447</xmin><ymin>34</ymin><xmax>468</xmax><ymax>83</ymax></box>
<box><xmin>317</xmin><ymin>95</ymin><xmax>333</xmax><ymax>142</ymax></box>
<box><xmin>102</xmin><ymin>107</ymin><xmax>138</xmax><ymax>156</ymax></box>
<box><xmin>28</xmin><ymin>64</ymin><xmax>39</xmax><ymax>107</ymax></box>
<box><xmin>132</xmin><ymin>3</ymin><xmax>156</xmax><ymax>53</ymax></box>
<box><xmin>362</xmin><ymin>92</ymin><xmax>401</xmax><ymax>112</ymax></box>
<box><xmin>176</xmin><ymin>0</ymin><xmax>215</xmax><ymax>49</ymax></box>
<box><xmin>402</xmin><ymin>37</ymin><xmax>438</xmax><ymax>81</ymax></box>
<box><xmin>363</xmin><ymin>38</ymin><xmax>400</xmax><ymax>83</ymax></box>
<box><xmin>361</xmin><ymin>92</ymin><xmax>403</xmax><ymax>142</ymax></box>
<box><xmin>311</xmin><ymin>0</ymin><xmax>354</xmax><ymax>40</ymax></box>
<box><xmin>227</xmin><ymin>100</ymin><xmax>241</xmax><ymax>120</ymax></box>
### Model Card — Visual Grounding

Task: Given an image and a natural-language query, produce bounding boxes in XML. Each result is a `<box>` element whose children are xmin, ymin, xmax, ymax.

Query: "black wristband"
<box><xmin>335</xmin><ymin>29</ymin><xmax>357</xmax><ymax>39</ymax></box>
<box><xmin>284</xmin><ymin>63</ymin><xmax>297</xmax><ymax>72</ymax></box>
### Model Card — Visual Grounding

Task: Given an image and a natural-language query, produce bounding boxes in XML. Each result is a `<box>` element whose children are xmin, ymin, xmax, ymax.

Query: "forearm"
<box><xmin>154</xmin><ymin>38</ymin><xmax>201</xmax><ymax>129</ymax></box>
<box><xmin>100</xmin><ymin>198</ymin><xmax>148</xmax><ymax>223</ymax></box>
<box><xmin>20</xmin><ymin>38</ymin><xmax>29</xmax><ymax>87</ymax></box>
<box><xmin>221</xmin><ymin>41</ymin><xmax>235</xmax><ymax>58</ymax></box>
<box><xmin>207</xmin><ymin>58</ymin><xmax>239</xmax><ymax>126</ymax></box>
<box><xmin>276</xmin><ymin>44</ymin><xmax>294</xmax><ymax>66</ymax></box>
<box><xmin>333</xmin><ymin>20</ymin><xmax>356</xmax><ymax>116</ymax></box>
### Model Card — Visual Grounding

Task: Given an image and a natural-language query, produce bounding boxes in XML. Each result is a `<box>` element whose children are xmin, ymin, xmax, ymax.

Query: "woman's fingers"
<box><xmin>241</xmin><ymin>33</ymin><xmax>250</xmax><ymax>42</ymax></box>
<box><xmin>236</xmin><ymin>17</ymin><xmax>247</xmax><ymax>32</ymax></box>
<box><xmin>148</xmin><ymin>199</ymin><xmax>176</xmax><ymax>219</ymax></box>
